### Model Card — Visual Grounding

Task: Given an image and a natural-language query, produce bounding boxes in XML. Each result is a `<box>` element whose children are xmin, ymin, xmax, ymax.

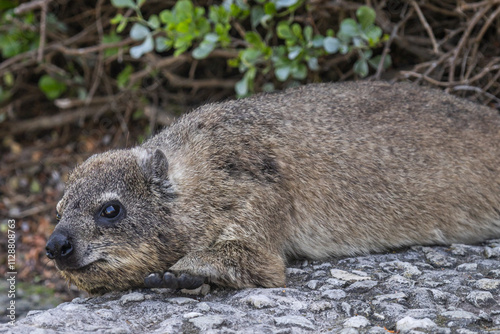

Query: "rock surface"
<box><xmin>2</xmin><ymin>240</ymin><xmax>500</xmax><ymax>333</ymax></box>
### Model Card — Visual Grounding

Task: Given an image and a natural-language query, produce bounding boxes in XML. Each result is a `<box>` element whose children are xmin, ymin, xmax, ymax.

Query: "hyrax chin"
<box><xmin>46</xmin><ymin>81</ymin><xmax>500</xmax><ymax>294</ymax></box>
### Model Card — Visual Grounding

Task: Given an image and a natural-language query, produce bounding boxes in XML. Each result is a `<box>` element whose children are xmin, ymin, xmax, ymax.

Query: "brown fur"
<box><xmin>49</xmin><ymin>81</ymin><xmax>500</xmax><ymax>293</ymax></box>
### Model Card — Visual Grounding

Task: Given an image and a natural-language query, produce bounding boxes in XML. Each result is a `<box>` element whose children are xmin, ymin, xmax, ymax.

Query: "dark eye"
<box><xmin>96</xmin><ymin>201</ymin><xmax>125</xmax><ymax>227</ymax></box>
<box><xmin>56</xmin><ymin>211</ymin><xmax>61</xmax><ymax>221</ymax></box>
<box><xmin>101</xmin><ymin>204</ymin><xmax>120</xmax><ymax>218</ymax></box>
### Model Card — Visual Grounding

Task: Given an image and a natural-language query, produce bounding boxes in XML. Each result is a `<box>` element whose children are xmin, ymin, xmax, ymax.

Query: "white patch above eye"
<box><xmin>56</xmin><ymin>200</ymin><xmax>64</xmax><ymax>213</ymax></box>
<box><xmin>99</xmin><ymin>192</ymin><xmax>120</xmax><ymax>203</ymax></box>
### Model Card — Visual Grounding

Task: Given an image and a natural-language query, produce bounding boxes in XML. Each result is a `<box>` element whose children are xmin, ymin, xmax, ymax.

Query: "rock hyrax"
<box><xmin>46</xmin><ymin>81</ymin><xmax>500</xmax><ymax>294</ymax></box>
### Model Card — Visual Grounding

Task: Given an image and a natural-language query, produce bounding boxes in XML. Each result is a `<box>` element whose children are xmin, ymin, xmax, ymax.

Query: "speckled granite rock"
<box><xmin>2</xmin><ymin>240</ymin><xmax>500</xmax><ymax>333</ymax></box>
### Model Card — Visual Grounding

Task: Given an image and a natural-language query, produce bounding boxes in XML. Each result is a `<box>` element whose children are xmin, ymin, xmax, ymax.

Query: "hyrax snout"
<box><xmin>46</xmin><ymin>81</ymin><xmax>500</xmax><ymax>294</ymax></box>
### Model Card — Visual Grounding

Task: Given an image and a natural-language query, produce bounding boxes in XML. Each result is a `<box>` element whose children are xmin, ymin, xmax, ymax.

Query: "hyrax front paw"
<box><xmin>144</xmin><ymin>272</ymin><xmax>205</xmax><ymax>290</ymax></box>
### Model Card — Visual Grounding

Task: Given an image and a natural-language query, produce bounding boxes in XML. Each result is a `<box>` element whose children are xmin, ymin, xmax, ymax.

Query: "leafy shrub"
<box><xmin>110</xmin><ymin>0</ymin><xmax>390</xmax><ymax>96</ymax></box>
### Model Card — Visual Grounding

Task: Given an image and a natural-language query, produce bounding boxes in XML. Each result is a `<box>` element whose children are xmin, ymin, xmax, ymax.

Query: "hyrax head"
<box><xmin>46</xmin><ymin>148</ymin><xmax>180</xmax><ymax>294</ymax></box>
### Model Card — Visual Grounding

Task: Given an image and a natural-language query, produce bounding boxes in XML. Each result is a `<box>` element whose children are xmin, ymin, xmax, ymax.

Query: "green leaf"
<box><xmin>3</xmin><ymin>71</ymin><xmax>14</xmax><ymax>86</ymax></box>
<box><xmin>292</xmin><ymin>23</ymin><xmax>302</xmax><ymax>40</ymax></box>
<box><xmin>192</xmin><ymin>34</ymin><xmax>218</xmax><ymax>59</ymax></box>
<box><xmin>338</xmin><ymin>18</ymin><xmax>359</xmax><ymax>38</ymax></box>
<box><xmin>235</xmin><ymin>71</ymin><xmax>253</xmax><ymax>96</ymax></box>
<box><xmin>155</xmin><ymin>36</ymin><xmax>171</xmax><ymax>52</ymax></box>
<box><xmin>361</xmin><ymin>49</ymin><xmax>373</xmax><ymax>60</ymax></box>
<box><xmin>102</xmin><ymin>32</ymin><xmax>121</xmax><ymax>57</ymax></box>
<box><xmin>148</xmin><ymin>14</ymin><xmax>160</xmax><ymax>29</ymax></box>
<box><xmin>235</xmin><ymin>78</ymin><xmax>247</xmax><ymax>96</ymax></box>
<box><xmin>356</xmin><ymin>6</ymin><xmax>376</xmax><ymax>29</ymax></box>
<box><xmin>0</xmin><ymin>35</ymin><xmax>21</xmax><ymax>58</ymax></box>
<box><xmin>38</xmin><ymin>75</ymin><xmax>67</xmax><ymax>100</ymax></box>
<box><xmin>241</xmin><ymin>49</ymin><xmax>262</xmax><ymax>65</ymax></box>
<box><xmin>130</xmin><ymin>35</ymin><xmax>154</xmax><ymax>58</ymax></box>
<box><xmin>353</xmin><ymin>59</ymin><xmax>369</xmax><ymax>77</ymax></box>
<box><xmin>0</xmin><ymin>87</ymin><xmax>11</xmax><ymax>103</ymax></box>
<box><xmin>130</xmin><ymin>23</ymin><xmax>150</xmax><ymax>40</ymax></box>
<box><xmin>110</xmin><ymin>14</ymin><xmax>124</xmax><ymax>25</ymax></box>
<box><xmin>339</xmin><ymin>43</ymin><xmax>349</xmax><ymax>54</ymax></box>
<box><xmin>303</xmin><ymin>26</ymin><xmax>312</xmax><ymax>42</ymax></box>
<box><xmin>323</xmin><ymin>37</ymin><xmax>339</xmax><ymax>54</ymax></box>
<box><xmin>30</xmin><ymin>179</ymin><xmax>41</xmax><ymax>193</ymax></box>
<box><xmin>227</xmin><ymin>57</ymin><xmax>240</xmax><ymax>68</ymax></box>
<box><xmin>274</xmin><ymin>0</ymin><xmax>299</xmax><ymax>10</ymax></box>
<box><xmin>264</xmin><ymin>2</ymin><xmax>276</xmax><ymax>15</ymax></box>
<box><xmin>312</xmin><ymin>35</ymin><xmax>324</xmax><ymax>48</ymax></box>
<box><xmin>250</xmin><ymin>6</ymin><xmax>265</xmax><ymax>28</ymax></box>
<box><xmin>176</xmin><ymin>0</ymin><xmax>193</xmax><ymax>12</ymax></box>
<box><xmin>364</xmin><ymin>25</ymin><xmax>382</xmax><ymax>45</ymax></box>
<box><xmin>291</xmin><ymin>63</ymin><xmax>307</xmax><ymax>80</ymax></box>
<box><xmin>262</xmin><ymin>83</ymin><xmax>275</xmax><ymax>92</ymax></box>
<box><xmin>245</xmin><ymin>31</ymin><xmax>263</xmax><ymax>47</ymax></box>
<box><xmin>205</xmin><ymin>33</ymin><xmax>219</xmax><ymax>43</ymax></box>
<box><xmin>277</xmin><ymin>21</ymin><xmax>293</xmax><ymax>40</ymax></box>
<box><xmin>77</xmin><ymin>87</ymin><xmax>87</xmax><ymax>100</ymax></box>
<box><xmin>307</xmin><ymin>57</ymin><xmax>319</xmax><ymax>71</ymax></box>
<box><xmin>230</xmin><ymin>3</ymin><xmax>249</xmax><ymax>17</ymax></box>
<box><xmin>192</xmin><ymin>45</ymin><xmax>213</xmax><ymax>59</ymax></box>
<box><xmin>287</xmin><ymin>45</ymin><xmax>301</xmax><ymax>60</ymax></box>
<box><xmin>117</xmin><ymin>64</ymin><xmax>134</xmax><ymax>88</ymax></box>
<box><xmin>159</xmin><ymin>10</ymin><xmax>173</xmax><ymax>24</ymax></box>
<box><xmin>110</xmin><ymin>0</ymin><xmax>136</xmax><ymax>9</ymax></box>
<box><xmin>352</xmin><ymin>36</ymin><xmax>364</xmax><ymax>48</ymax></box>
<box><xmin>275</xmin><ymin>66</ymin><xmax>290</xmax><ymax>81</ymax></box>
<box><xmin>117</xmin><ymin>18</ymin><xmax>128</xmax><ymax>33</ymax></box>
<box><xmin>133</xmin><ymin>109</ymin><xmax>144</xmax><ymax>120</ymax></box>
<box><xmin>368</xmin><ymin>55</ymin><xmax>392</xmax><ymax>70</ymax></box>
<box><xmin>176</xmin><ymin>21</ymin><xmax>190</xmax><ymax>34</ymax></box>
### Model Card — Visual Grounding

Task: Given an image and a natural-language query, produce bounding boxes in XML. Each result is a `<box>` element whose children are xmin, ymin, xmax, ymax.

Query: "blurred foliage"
<box><xmin>110</xmin><ymin>0</ymin><xmax>390</xmax><ymax>96</ymax></box>
<box><xmin>1</xmin><ymin>0</ymin><xmax>499</xmax><ymax>124</ymax></box>
<box><xmin>0</xmin><ymin>0</ymin><xmax>392</xmax><ymax>104</ymax></box>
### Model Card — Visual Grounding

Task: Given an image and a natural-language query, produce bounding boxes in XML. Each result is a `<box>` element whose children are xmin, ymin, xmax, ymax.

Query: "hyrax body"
<box><xmin>46</xmin><ymin>81</ymin><xmax>500</xmax><ymax>294</ymax></box>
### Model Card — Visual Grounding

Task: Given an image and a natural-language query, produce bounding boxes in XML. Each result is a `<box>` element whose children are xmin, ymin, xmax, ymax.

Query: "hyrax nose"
<box><xmin>45</xmin><ymin>232</ymin><xmax>74</xmax><ymax>260</ymax></box>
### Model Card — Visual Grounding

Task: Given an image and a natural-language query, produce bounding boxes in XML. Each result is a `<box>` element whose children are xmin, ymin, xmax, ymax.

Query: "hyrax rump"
<box><xmin>46</xmin><ymin>81</ymin><xmax>500</xmax><ymax>294</ymax></box>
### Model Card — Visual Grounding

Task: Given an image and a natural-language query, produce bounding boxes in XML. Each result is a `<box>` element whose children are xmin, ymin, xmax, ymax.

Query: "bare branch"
<box><xmin>411</xmin><ymin>1</ymin><xmax>440</xmax><ymax>54</ymax></box>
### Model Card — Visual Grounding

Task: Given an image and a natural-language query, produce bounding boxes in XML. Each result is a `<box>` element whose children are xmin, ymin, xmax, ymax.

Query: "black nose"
<box><xmin>46</xmin><ymin>232</ymin><xmax>74</xmax><ymax>260</ymax></box>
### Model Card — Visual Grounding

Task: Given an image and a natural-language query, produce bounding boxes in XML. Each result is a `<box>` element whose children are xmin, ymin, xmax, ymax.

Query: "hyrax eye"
<box><xmin>95</xmin><ymin>200</ymin><xmax>126</xmax><ymax>226</ymax></box>
<box><xmin>101</xmin><ymin>204</ymin><xmax>120</xmax><ymax>218</ymax></box>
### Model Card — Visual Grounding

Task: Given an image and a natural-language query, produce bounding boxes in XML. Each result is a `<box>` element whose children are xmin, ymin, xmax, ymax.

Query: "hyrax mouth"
<box><xmin>60</xmin><ymin>254</ymin><xmax>160</xmax><ymax>294</ymax></box>
<box><xmin>61</xmin><ymin>259</ymin><xmax>107</xmax><ymax>273</ymax></box>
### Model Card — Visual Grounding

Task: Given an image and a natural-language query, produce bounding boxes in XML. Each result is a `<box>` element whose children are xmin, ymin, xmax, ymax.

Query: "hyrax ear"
<box><xmin>133</xmin><ymin>148</ymin><xmax>169</xmax><ymax>182</ymax></box>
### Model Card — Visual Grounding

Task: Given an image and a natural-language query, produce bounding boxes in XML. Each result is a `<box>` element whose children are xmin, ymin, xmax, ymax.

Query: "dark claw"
<box><xmin>177</xmin><ymin>273</ymin><xmax>204</xmax><ymax>289</ymax></box>
<box><xmin>144</xmin><ymin>273</ymin><xmax>163</xmax><ymax>288</ymax></box>
<box><xmin>162</xmin><ymin>272</ymin><xmax>179</xmax><ymax>289</ymax></box>
<box><xmin>145</xmin><ymin>271</ymin><xmax>205</xmax><ymax>290</ymax></box>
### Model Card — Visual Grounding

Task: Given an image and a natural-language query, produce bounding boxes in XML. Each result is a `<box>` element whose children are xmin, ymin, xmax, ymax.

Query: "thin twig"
<box><xmin>449</xmin><ymin>4</ymin><xmax>492</xmax><ymax>83</ymax></box>
<box><xmin>375</xmin><ymin>7</ymin><xmax>414</xmax><ymax>79</ymax></box>
<box><xmin>4</xmin><ymin>104</ymin><xmax>114</xmax><ymax>135</ymax></box>
<box><xmin>464</xmin><ymin>5</ymin><xmax>500</xmax><ymax>80</ymax></box>
<box><xmin>37</xmin><ymin>0</ymin><xmax>50</xmax><ymax>62</ymax></box>
<box><xmin>86</xmin><ymin>0</ymin><xmax>106</xmax><ymax>104</ymax></box>
<box><xmin>400</xmin><ymin>71</ymin><xmax>451</xmax><ymax>86</ymax></box>
<box><xmin>411</xmin><ymin>1</ymin><xmax>439</xmax><ymax>54</ymax></box>
<box><xmin>51</xmin><ymin>38</ymin><xmax>135</xmax><ymax>56</ymax></box>
<box><xmin>452</xmin><ymin>85</ymin><xmax>500</xmax><ymax>105</ymax></box>
<box><xmin>14</xmin><ymin>0</ymin><xmax>46</xmax><ymax>14</ymax></box>
<box><xmin>162</xmin><ymin>70</ymin><xmax>238</xmax><ymax>89</ymax></box>
<box><xmin>460</xmin><ymin>0</ymin><xmax>500</xmax><ymax>10</ymax></box>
